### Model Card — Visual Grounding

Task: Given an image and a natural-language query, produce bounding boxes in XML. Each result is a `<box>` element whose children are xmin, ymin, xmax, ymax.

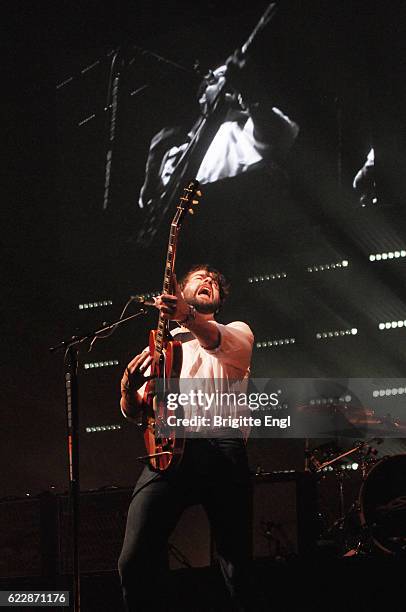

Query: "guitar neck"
<box><xmin>240</xmin><ymin>2</ymin><xmax>277</xmax><ymax>57</ymax></box>
<box><xmin>153</xmin><ymin>179</ymin><xmax>200</xmax><ymax>357</ymax></box>
<box><xmin>155</xmin><ymin>222</ymin><xmax>179</xmax><ymax>356</ymax></box>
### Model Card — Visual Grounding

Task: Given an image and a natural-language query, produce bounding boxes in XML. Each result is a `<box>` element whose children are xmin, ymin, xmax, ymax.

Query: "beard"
<box><xmin>184</xmin><ymin>291</ymin><xmax>220</xmax><ymax>315</ymax></box>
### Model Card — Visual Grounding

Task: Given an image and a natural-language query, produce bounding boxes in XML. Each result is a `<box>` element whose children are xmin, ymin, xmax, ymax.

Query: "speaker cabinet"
<box><xmin>252</xmin><ymin>472</ymin><xmax>317</xmax><ymax>559</ymax></box>
<box><xmin>0</xmin><ymin>497</ymin><xmax>42</xmax><ymax>577</ymax></box>
<box><xmin>58</xmin><ymin>488</ymin><xmax>131</xmax><ymax>574</ymax></box>
<box><xmin>0</xmin><ymin>473</ymin><xmax>317</xmax><ymax>580</ymax></box>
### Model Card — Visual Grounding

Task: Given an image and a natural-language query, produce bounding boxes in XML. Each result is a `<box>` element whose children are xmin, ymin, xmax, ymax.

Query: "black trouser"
<box><xmin>118</xmin><ymin>437</ymin><xmax>253</xmax><ymax>612</ymax></box>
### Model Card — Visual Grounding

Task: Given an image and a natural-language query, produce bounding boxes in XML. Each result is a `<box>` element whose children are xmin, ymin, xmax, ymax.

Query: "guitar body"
<box><xmin>142</xmin><ymin>331</ymin><xmax>184</xmax><ymax>472</ymax></box>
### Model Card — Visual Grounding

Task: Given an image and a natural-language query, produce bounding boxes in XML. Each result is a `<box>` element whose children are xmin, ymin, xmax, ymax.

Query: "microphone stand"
<box><xmin>49</xmin><ymin>307</ymin><xmax>148</xmax><ymax>611</ymax></box>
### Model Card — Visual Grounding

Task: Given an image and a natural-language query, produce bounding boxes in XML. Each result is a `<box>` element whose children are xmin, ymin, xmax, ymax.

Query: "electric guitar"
<box><xmin>141</xmin><ymin>179</ymin><xmax>201</xmax><ymax>471</ymax></box>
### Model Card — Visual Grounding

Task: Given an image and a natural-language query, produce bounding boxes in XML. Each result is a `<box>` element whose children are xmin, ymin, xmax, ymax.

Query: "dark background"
<box><xmin>2</xmin><ymin>1</ymin><xmax>406</xmax><ymax>498</ymax></box>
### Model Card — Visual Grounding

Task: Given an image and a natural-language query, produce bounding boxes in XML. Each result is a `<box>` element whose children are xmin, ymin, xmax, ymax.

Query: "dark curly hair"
<box><xmin>179</xmin><ymin>264</ymin><xmax>230</xmax><ymax>310</ymax></box>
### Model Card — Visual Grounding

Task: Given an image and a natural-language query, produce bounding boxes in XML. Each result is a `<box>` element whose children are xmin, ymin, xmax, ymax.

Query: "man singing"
<box><xmin>119</xmin><ymin>265</ymin><xmax>254</xmax><ymax>611</ymax></box>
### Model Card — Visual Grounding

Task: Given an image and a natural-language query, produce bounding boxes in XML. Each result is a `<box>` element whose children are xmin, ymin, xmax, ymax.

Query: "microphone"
<box><xmin>130</xmin><ymin>295</ymin><xmax>157</xmax><ymax>307</ymax></box>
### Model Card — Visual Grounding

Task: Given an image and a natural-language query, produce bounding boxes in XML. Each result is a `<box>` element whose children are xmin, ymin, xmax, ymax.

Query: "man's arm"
<box><xmin>225</xmin><ymin>51</ymin><xmax>299</xmax><ymax>161</ymax></box>
<box><xmin>204</xmin><ymin>321</ymin><xmax>254</xmax><ymax>372</ymax></box>
<box><xmin>248</xmin><ymin>104</ymin><xmax>299</xmax><ymax>162</ymax></box>
<box><xmin>181</xmin><ymin>312</ymin><xmax>221</xmax><ymax>350</ymax></box>
<box><xmin>157</xmin><ymin>278</ymin><xmax>254</xmax><ymax>369</ymax></box>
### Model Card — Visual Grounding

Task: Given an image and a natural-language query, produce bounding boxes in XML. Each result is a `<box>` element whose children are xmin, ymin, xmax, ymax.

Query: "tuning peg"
<box><xmin>192</xmin><ymin>199</ymin><xmax>199</xmax><ymax>205</ymax></box>
<box><xmin>196</xmin><ymin>190</ymin><xmax>202</xmax><ymax>197</ymax></box>
<box><xmin>188</xmin><ymin>208</ymin><xmax>194</xmax><ymax>214</ymax></box>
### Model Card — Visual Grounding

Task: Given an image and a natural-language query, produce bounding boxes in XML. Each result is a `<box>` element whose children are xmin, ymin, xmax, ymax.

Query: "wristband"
<box><xmin>177</xmin><ymin>304</ymin><xmax>196</xmax><ymax>327</ymax></box>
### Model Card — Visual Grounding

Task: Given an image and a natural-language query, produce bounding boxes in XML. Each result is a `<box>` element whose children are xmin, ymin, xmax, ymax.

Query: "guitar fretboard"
<box><xmin>155</xmin><ymin>222</ymin><xmax>178</xmax><ymax>356</ymax></box>
<box><xmin>153</xmin><ymin>182</ymin><xmax>199</xmax><ymax>358</ymax></box>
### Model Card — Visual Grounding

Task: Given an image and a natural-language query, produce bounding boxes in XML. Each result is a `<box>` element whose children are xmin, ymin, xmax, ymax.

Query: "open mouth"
<box><xmin>197</xmin><ymin>285</ymin><xmax>211</xmax><ymax>298</ymax></box>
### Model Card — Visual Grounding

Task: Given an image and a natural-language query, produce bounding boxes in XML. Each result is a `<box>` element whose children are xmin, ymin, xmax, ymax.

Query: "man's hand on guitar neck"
<box><xmin>155</xmin><ymin>274</ymin><xmax>190</xmax><ymax>323</ymax></box>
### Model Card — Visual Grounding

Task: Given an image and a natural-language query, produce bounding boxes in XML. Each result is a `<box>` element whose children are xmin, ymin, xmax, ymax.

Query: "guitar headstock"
<box><xmin>173</xmin><ymin>180</ymin><xmax>202</xmax><ymax>227</ymax></box>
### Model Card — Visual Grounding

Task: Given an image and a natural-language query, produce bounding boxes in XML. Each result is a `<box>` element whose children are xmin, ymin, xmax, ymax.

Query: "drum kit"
<box><xmin>308</xmin><ymin>410</ymin><xmax>406</xmax><ymax>557</ymax></box>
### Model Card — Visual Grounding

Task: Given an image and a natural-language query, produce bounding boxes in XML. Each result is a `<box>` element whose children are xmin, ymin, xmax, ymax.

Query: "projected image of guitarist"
<box><xmin>136</xmin><ymin>2</ymin><xmax>299</xmax><ymax>247</ymax></box>
<box><xmin>119</xmin><ymin>264</ymin><xmax>255</xmax><ymax>611</ymax></box>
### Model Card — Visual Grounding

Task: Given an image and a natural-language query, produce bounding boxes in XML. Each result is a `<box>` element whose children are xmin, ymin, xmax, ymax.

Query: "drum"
<box><xmin>359</xmin><ymin>454</ymin><xmax>406</xmax><ymax>555</ymax></box>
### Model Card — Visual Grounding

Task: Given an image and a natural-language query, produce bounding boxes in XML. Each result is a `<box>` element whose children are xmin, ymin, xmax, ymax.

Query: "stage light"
<box><xmin>316</xmin><ymin>327</ymin><xmax>358</xmax><ymax>339</ymax></box>
<box><xmin>351</xmin><ymin>463</ymin><xmax>359</xmax><ymax>470</ymax></box>
<box><xmin>378</xmin><ymin>319</ymin><xmax>406</xmax><ymax>330</ymax></box>
<box><xmin>369</xmin><ymin>250</ymin><xmax>406</xmax><ymax>262</ymax></box>
<box><xmin>372</xmin><ymin>386</ymin><xmax>406</xmax><ymax>397</ymax></box>
<box><xmin>306</xmin><ymin>259</ymin><xmax>349</xmax><ymax>273</ymax></box>
<box><xmin>248</xmin><ymin>271</ymin><xmax>287</xmax><ymax>283</ymax></box>
<box><xmin>85</xmin><ymin>423</ymin><xmax>122</xmax><ymax>433</ymax></box>
<box><xmin>256</xmin><ymin>337</ymin><xmax>296</xmax><ymax>349</ymax></box>
<box><xmin>78</xmin><ymin>299</ymin><xmax>113</xmax><ymax>310</ymax></box>
<box><xmin>84</xmin><ymin>359</ymin><xmax>119</xmax><ymax>370</ymax></box>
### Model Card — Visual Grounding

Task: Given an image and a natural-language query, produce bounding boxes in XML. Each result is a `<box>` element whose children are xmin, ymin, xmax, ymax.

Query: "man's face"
<box><xmin>182</xmin><ymin>269</ymin><xmax>221</xmax><ymax>314</ymax></box>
